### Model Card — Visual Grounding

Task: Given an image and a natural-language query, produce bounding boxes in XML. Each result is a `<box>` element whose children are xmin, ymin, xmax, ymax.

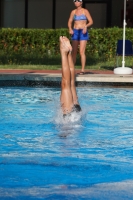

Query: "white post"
<box><xmin>122</xmin><ymin>0</ymin><xmax>126</xmax><ymax>68</ymax></box>
<box><xmin>114</xmin><ymin>0</ymin><xmax>132</xmax><ymax>74</ymax></box>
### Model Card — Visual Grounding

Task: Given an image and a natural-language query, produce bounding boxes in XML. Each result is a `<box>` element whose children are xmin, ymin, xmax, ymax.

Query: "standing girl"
<box><xmin>68</xmin><ymin>0</ymin><xmax>93</xmax><ymax>74</ymax></box>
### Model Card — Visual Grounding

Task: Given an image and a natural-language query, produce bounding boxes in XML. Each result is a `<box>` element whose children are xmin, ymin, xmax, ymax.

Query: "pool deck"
<box><xmin>0</xmin><ymin>69</ymin><xmax>133</xmax><ymax>87</ymax></box>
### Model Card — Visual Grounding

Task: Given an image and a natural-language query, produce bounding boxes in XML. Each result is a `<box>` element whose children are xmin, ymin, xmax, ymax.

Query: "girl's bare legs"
<box><xmin>72</xmin><ymin>40</ymin><xmax>79</xmax><ymax>65</ymax></box>
<box><xmin>60</xmin><ymin>36</ymin><xmax>74</xmax><ymax>114</ymax></box>
<box><xmin>72</xmin><ymin>40</ymin><xmax>87</xmax><ymax>73</ymax></box>
<box><xmin>79</xmin><ymin>40</ymin><xmax>87</xmax><ymax>72</ymax></box>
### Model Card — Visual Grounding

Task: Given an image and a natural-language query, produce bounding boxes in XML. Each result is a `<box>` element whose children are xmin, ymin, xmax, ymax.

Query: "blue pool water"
<box><xmin>0</xmin><ymin>86</ymin><xmax>133</xmax><ymax>200</ymax></box>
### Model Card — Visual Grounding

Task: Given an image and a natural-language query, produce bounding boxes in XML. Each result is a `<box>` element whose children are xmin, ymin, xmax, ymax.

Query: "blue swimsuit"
<box><xmin>72</xmin><ymin>9</ymin><xmax>89</xmax><ymax>41</ymax></box>
<box><xmin>73</xmin><ymin>14</ymin><xmax>87</xmax><ymax>21</ymax></box>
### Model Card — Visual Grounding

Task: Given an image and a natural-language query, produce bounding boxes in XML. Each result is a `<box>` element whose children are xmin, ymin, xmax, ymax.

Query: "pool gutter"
<box><xmin>0</xmin><ymin>72</ymin><xmax>133</xmax><ymax>87</ymax></box>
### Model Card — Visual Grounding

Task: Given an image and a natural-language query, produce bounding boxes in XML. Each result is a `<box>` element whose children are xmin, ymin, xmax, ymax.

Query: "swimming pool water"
<box><xmin>0</xmin><ymin>86</ymin><xmax>133</xmax><ymax>200</ymax></box>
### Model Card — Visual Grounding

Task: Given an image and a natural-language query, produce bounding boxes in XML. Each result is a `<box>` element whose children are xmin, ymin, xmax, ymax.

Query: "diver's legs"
<box><xmin>60</xmin><ymin>36</ymin><xmax>73</xmax><ymax>114</ymax></box>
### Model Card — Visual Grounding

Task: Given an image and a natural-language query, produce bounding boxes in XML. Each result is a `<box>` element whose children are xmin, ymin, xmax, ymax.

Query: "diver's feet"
<box><xmin>62</xmin><ymin>36</ymin><xmax>72</xmax><ymax>52</ymax></box>
<box><xmin>59</xmin><ymin>36</ymin><xmax>72</xmax><ymax>54</ymax></box>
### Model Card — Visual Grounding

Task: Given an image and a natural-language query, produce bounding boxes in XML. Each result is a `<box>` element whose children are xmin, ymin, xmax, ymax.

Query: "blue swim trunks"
<box><xmin>72</xmin><ymin>29</ymin><xmax>89</xmax><ymax>41</ymax></box>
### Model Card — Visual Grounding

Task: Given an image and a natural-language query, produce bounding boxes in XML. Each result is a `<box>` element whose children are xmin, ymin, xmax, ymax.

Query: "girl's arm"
<box><xmin>83</xmin><ymin>9</ymin><xmax>93</xmax><ymax>34</ymax></box>
<box><xmin>84</xmin><ymin>9</ymin><xmax>93</xmax><ymax>28</ymax></box>
<box><xmin>68</xmin><ymin>10</ymin><xmax>75</xmax><ymax>34</ymax></box>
